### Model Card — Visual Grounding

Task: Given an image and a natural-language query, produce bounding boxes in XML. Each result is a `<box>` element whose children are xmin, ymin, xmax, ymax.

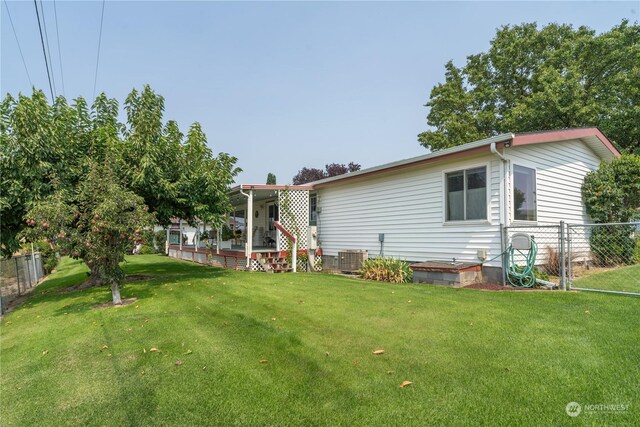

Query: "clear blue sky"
<box><xmin>2</xmin><ymin>1</ymin><xmax>637</xmax><ymax>184</ymax></box>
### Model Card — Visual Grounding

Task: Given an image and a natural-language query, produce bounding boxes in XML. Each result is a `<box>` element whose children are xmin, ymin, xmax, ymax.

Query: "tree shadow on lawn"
<box><xmin>13</xmin><ymin>260</ymin><xmax>231</xmax><ymax>317</ymax></box>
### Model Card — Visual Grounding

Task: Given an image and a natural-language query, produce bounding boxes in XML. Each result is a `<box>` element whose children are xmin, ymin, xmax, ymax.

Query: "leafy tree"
<box><xmin>582</xmin><ymin>154</ymin><xmax>640</xmax><ymax>266</ymax></box>
<box><xmin>582</xmin><ymin>155</ymin><xmax>640</xmax><ymax>223</ymax></box>
<box><xmin>292</xmin><ymin>167</ymin><xmax>325</xmax><ymax>185</ymax></box>
<box><xmin>266</xmin><ymin>172</ymin><xmax>276</xmax><ymax>185</ymax></box>
<box><xmin>23</xmin><ymin>159</ymin><xmax>154</xmax><ymax>303</ymax></box>
<box><xmin>1</xmin><ymin>86</ymin><xmax>240</xmax><ymax>304</ymax></box>
<box><xmin>292</xmin><ymin>162</ymin><xmax>361</xmax><ymax>185</ymax></box>
<box><xmin>419</xmin><ymin>21</ymin><xmax>640</xmax><ymax>154</ymax></box>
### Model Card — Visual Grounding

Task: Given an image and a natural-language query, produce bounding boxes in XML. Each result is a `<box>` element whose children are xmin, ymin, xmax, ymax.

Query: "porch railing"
<box><xmin>273</xmin><ymin>221</ymin><xmax>297</xmax><ymax>272</ymax></box>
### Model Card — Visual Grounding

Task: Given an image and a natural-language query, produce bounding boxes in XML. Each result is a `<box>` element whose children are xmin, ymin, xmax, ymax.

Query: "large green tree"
<box><xmin>1</xmin><ymin>86</ymin><xmax>239</xmax><ymax>303</ymax></box>
<box><xmin>419</xmin><ymin>20</ymin><xmax>640</xmax><ymax>153</ymax></box>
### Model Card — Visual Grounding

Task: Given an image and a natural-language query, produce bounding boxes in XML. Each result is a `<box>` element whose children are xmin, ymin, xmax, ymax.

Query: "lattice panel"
<box><xmin>278</xmin><ymin>190</ymin><xmax>309</xmax><ymax>251</ymax></box>
<box><xmin>250</xmin><ymin>259</ymin><xmax>265</xmax><ymax>272</ymax></box>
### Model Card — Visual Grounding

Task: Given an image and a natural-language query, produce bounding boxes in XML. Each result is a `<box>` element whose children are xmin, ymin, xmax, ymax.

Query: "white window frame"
<box><xmin>511</xmin><ymin>163</ymin><xmax>538</xmax><ymax>224</ymax></box>
<box><xmin>442</xmin><ymin>163</ymin><xmax>491</xmax><ymax>225</ymax></box>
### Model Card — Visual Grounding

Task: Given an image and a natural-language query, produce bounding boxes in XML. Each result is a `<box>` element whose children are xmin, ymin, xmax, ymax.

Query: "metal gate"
<box><xmin>503</xmin><ymin>222</ymin><xmax>640</xmax><ymax>296</ymax></box>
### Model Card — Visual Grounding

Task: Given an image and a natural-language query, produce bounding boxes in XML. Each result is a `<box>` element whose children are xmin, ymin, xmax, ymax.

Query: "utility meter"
<box><xmin>511</xmin><ymin>233</ymin><xmax>532</xmax><ymax>250</ymax></box>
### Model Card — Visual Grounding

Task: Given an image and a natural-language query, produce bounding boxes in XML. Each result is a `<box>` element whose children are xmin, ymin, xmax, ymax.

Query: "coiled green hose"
<box><xmin>506</xmin><ymin>238</ymin><xmax>538</xmax><ymax>288</ymax></box>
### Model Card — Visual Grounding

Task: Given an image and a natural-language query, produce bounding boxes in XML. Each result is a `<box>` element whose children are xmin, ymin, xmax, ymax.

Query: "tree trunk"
<box><xmin>84</xmin><ymin>259</ymin><xmax>107</xmax><ymax>287</ymax></box>
<box><xmin>110</xmin><ymin>281</ymin><xmax>123</xmax><ymax>305</ymax></box>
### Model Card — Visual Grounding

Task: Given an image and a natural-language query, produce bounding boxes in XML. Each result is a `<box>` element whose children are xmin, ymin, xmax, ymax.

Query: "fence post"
<box><xmin>566</xmin><ymin>223</ymin><xmax>572</xmax><ymax>291</ymax></box>
<box><xmin>559</xmin><ymin>221</ymin><xmax>566</xmax><ymax>291</ymax></box>
<box><xmin>25</xmin><ymin>255</ymin><xmax>32</xmax><ymax>288</ymax></box>
<box><xmin>15</xmin><ymin>258</ymin><xmax>21</xmax><ymax>296</ymax></box>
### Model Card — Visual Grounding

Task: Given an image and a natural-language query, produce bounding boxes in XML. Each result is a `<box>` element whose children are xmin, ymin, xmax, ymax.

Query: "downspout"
<box><xmin>490</xmin><ymin>141</ymin><xmax>510</xmax><ymax>286</ymax></box>
<box><xmin>239</xmin><ymin>188</ymin><xmax>253</xmax><ymax>269</ymax></box>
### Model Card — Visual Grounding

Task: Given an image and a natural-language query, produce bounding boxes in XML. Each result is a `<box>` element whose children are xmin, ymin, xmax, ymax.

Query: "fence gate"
<box><xmin>566</xmin><ymin>223</ymin><xmax>640</xmax><ymax>296</ymax></box>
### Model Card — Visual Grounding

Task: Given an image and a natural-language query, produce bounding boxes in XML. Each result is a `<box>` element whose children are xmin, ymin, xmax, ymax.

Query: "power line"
<box><xmin>39</xmin><ymin>0</ymin><xmax>57</xmax><ymax>97</ymax></box>
<box><xmin>92</xmin><ymin>0</ymin><xmax>106</xmax><ymax>100</ymax></box>
<box><xmin>33</xmin><ymin>0</ymin><xmax>54</xmax><ymax>100</ymax></box>
<box><xmin>53</xmin><ymin>0</ymin><xmax>65</xmax><ymax>97</ymax></box>
<box><xmin>4</xmin><ymin>1</ymin><xmax>33</xmax><ymax>87</ymax></box>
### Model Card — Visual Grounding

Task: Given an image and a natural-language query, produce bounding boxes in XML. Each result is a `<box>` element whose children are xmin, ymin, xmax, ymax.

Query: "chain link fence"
<box><xmin>567</xmin><ymin>223</ymin><xmax>640</xmax><ymax>295</ymax></box>
<box><xmin>1</xmin><ymin>253</ymin><xmax>44</xmax><ymax>314</ymax></box>
<box><xmin>503</xmin><ymin>222</ymin><xmax>640</xmax><ymax>295</ymax></box>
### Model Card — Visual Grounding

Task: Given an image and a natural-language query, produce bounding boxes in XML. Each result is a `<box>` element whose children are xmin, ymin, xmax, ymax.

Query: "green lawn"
<box><xmin>571</xmin><ymin>264</ymin><xmax>640</xmax><ymax>294</ymax></box>
<box><xmin>1</xmin><ymin>255</ymin><xmax>638</xmax><ymax>426</ymax></box>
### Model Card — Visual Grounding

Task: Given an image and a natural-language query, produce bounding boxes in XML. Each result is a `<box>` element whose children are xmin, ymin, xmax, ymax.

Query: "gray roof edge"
<box><xmin>308</xmin><ymin>133</ymin><xmax>515</xmax><ymax>187</ymax></box>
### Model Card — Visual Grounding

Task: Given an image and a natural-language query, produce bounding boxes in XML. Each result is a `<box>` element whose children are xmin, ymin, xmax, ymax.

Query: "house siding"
<box><xmin>507</xmin><ymin>139</ymin><xmax>602</xmax><ymax>225</ymax></box>
<box><xmin>317</xmin><ymin>154</ymin><xmax>504</xmax><ymax>266</ymax></box>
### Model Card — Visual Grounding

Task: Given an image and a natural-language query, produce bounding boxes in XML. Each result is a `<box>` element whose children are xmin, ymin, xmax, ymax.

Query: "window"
<box><xmin>309</xmin><ymin>193</ymin><xmax>317</xmax><ymax>225</ymax></box>
<box><xmin>513</xmin><ymin>165</ymin><xmax>537</xmax><ymax>221</ymax></box>
<box><xmin>445</xmin><ymin>166</ymin><xmax>487</xmax><ymax>221</ymax></box>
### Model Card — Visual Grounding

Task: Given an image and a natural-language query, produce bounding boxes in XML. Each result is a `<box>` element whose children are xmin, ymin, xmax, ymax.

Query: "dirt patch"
<box><xmin>464</xmin><ymin>282</ymin><xmax>554</xmax><ymax>291</ymax></box>
<box><xmin>92</xmin><ymin>298</ymin><xmax>137</xmax><ymax>310</ymax></box>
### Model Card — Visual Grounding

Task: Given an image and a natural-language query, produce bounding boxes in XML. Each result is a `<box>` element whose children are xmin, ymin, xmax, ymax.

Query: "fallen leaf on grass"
<box><xmin>42</xmin><ymin>350</ymin><xmax>48</xmax><ymax>356</ymax></box>
<box><xmin>184</xmin><ymin>349</ymin><xmax>192</xmax><ymax>355</ymax></box>
<box><xmin>202</xmin><ymin>366</ymin><xmax>207</xmax><ymax>371</ymax></box>
<box><xmin>271</xmin><ymin>317</ymin><xmax>277</xmax><ymax>321</ymax></box>
<box><xmin>149</xmin><ymin>348</ymin><xmax>160</xmax><ymax>353</ymax></box>
<box><xmin>373</xmin><ymin>349</ymin><xmax>385</xmax><ymax>355</ymax></box>
<box><xmin>175</xmin><ymin>360</ymin><xmax>183</xmax><ymax>366</ymax></box>
<box><xmin>100</xmin><ymin>344</ymin><xmax>108</xmax><ymax>351</ymax></box>
<box><xmin>259</xmin><ymin>360</ymin><xmax>268</xmax><ymax>363</ymax></box>
<box><xmin>400</xmin><ymin>381</ymin><xmax>413</xmax><ymax>388</ymax></box>
<box><xmin>387</xmin><ymin>370</ymin><xmax>395</xmax><ymax>375</ymax></box>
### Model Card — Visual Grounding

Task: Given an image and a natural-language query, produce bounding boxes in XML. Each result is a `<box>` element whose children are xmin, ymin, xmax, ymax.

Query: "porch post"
<box><xmin>246</xmin><ymin>189</ymin><xmax>254</xmax><ymax>268</ymax></box>
<box><xmin>179</xmin><ymin>219</ymin><xmax>183</xmax><ymax>250</ymax></box>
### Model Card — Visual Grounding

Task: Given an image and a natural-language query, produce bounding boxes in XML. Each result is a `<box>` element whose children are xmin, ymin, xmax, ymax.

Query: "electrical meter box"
<box><xmin>511</xmin><ymin>233</ymin><xmax>532</xmax><ymax>250</ymax></box>
<box><xmin>308</xmin><ymin>226</ymin><xmax>318</xmax><ymax>250</ymax></box>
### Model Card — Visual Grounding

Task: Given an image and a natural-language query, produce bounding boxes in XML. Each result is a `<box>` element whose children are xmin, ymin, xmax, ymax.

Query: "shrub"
<box><xmin>360</xmin><ymin>257</ymin><xmax>412</xmax><ymax>283</ymax></box>
<box><xmin>29</xmin><ymin>240</ymin><xmax>58</xmax><ymax>274</ymax></box>
<box><xmin>138</xmin><ymin>245</ymin><xmax>157</xmax><ymax>255</ymax></box>
<box><xmin>589</xmin><ymin>225</ymin><xmax>636</xmax><ymax>266</ymax></box>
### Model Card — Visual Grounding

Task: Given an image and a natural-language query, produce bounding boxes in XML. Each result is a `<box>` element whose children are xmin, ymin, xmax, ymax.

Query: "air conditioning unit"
<box><xmin>338</xmin><ymin>250</ymin><xmax>368</xmax><ymax>273</ymax></box>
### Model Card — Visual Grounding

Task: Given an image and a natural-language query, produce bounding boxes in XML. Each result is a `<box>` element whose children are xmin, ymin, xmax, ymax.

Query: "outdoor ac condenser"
<box><xmin>338</xmin><ymin>250</ymin><xmax>368</xmax><ymax>273</ymax></box>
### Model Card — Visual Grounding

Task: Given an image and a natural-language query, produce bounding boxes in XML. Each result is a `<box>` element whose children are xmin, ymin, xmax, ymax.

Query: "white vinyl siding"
<box><xmin>507</xmin><ymin>139</ymin><xmax>601</xmax><ymax>224</ymax></box>
<box><xmin>317</xmin><ymin>155</ymin><xmax>503</xmax><ymax>266</ymax></box>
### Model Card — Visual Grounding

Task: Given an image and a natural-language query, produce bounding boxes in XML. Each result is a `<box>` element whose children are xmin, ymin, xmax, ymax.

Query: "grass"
<box><xmin>1</xmin><ymin>255</ymin><xmax>639</xmax><ymax>426</ymax></box>
<box><xmin>571</xmin><ymin>264</ymin><xmax>640</xmax><ymax>293</ymax></box>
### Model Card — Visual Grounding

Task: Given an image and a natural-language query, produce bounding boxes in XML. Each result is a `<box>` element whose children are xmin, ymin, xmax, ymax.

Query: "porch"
<box><xmin>167</xmin><ymin>245</ymin><xmax>292</xmax><ymax>272</ymax></box>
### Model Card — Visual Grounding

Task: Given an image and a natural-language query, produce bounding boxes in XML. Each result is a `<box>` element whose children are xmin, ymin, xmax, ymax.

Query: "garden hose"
<box><xmin>506</xmin><ymin>238</ymin><xmax>538</xmax><ymax>288</ymax></box>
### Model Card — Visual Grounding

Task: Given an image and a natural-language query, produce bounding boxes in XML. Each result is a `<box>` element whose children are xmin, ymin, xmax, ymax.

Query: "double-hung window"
<box><xmin>445</xmin><ymin>166</ymin><xmax>487</xmax><ymax>221</ymax></box>
<box><xmin>513</xmin><ymin>165</ymin><xmax>537</xmax><ymax>221</ymax></box>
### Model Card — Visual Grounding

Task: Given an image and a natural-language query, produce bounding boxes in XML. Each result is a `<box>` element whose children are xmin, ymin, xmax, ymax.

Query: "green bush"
<box><xmin>30</xmin><ymin>240</ymin><xmax>58</xmax><ymax>274</ymax></box>
<box><xmin>589</xmin><ymin>225</ymin><xmax>636</xmax><ymax>266</ymax></box>
<box><xmin>634</xmin><ymin>238</ymin><xmax>640</xmax><ymax>264</ymax></box>
<box><xmin>138</xmin><ymin>245</ymin><xmax>157</xmax><ymax>255</ymax></box>
<box><xmin>360</xmin><ymin>257</ymin><xmax>412</xmax><ymax>283</ymax></box>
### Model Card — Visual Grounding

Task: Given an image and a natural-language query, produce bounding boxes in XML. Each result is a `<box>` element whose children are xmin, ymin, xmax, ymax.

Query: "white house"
<box><xmin>168</xmin><ymin>128</ymin><xmax>619</xmax><ymax>279</ymax></box>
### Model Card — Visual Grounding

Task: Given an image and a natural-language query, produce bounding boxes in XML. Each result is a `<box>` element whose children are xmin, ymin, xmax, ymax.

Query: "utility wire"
<box><xmin>4</xmin><ymin>1</ymin><xmax>33</xmax><ymax>87</ymax></box>
<box><xmin>33</xmin><ymin>0</ymin><xmax>54</xmax><ymax>100</ymax></box>
<box><xmin>53</xmin><ymin>0</ymin><xmax>65</xmax><ymax>96</ymax></box>
<box><xmin>39</xmin><ymin>0</ymin><xmax>57</xmax><ymax>97</ymax></box>
<box><xmin>92</xmin><ymin>0</ymin><xmax>106</xmax><ymax>100</ymax></box>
